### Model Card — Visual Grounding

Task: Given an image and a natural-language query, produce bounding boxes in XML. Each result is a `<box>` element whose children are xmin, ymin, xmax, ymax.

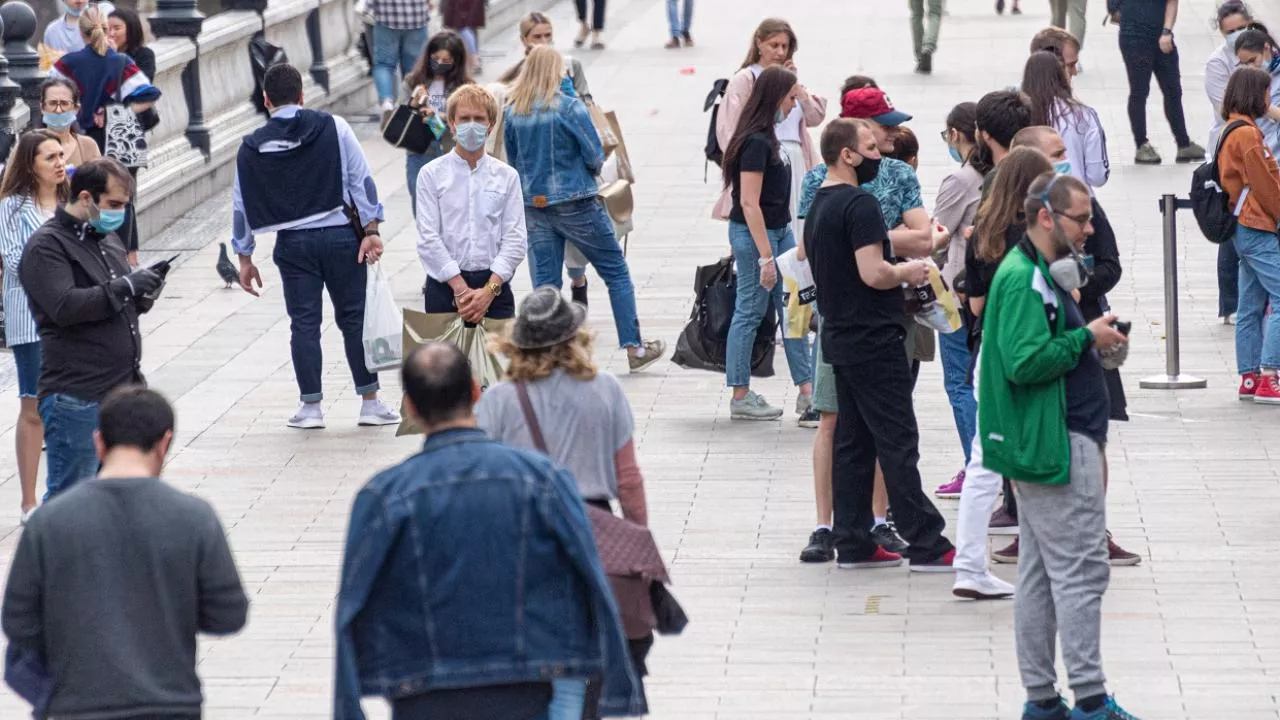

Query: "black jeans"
<box><xmin>830</xmin><ymin>347</ymin><xmax>953</xmax><ymax>562</ymax></box>
<box><xmin>1118</xmin><ymin>34</ymin><xmax>1191</xmax><ymax>148</ymax></box>
<box><xmin>1219</xmin><ymin>239</ymin><xmax>1240</xmax><ymax>317</ymax></box>
<box><xmin>423</xmin><ymin>269</ymin><xmax>516</xmax><ymax>318</ymax></box>
<box><xmin>575</xmin><ymin>0</ymin><xmax>606</xmax><ymax>30</ymax></box>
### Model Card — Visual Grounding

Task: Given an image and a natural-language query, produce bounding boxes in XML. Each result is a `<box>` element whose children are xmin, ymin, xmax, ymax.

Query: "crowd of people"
<box><xmin>5</xmin><ymin>1</ymin><xmax>1279</xmax><ymax>719</ymax></box>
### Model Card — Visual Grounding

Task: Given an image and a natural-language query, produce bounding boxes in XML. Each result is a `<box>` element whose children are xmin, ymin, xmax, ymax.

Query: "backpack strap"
<box><xmin>515</xmin><ymin>381</ymin><xmax>549</xmax><ymax>453</ymax></box>
<box><xmin>1215</xmin><ymin>119</ymin><xmax>1251</xmax><ymax>162</ymax></box>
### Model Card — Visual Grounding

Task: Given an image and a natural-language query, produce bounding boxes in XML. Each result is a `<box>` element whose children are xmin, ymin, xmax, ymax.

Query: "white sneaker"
<box><xmin>953</xmin><ymin>572</ymin><xmax>1016</xmax><ymax>600</ymax></box>
<box><xmin>287</xmin><ymin>402</ymin><xmax>326</xmax><ymax>429</ymax></box>
<box><xmin>358</xmin><ymin>399</ymin><xmax>401</xmax><ymax>426</ymax></box>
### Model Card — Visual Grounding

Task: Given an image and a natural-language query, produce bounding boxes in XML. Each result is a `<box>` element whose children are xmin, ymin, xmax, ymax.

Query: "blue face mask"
<box><xmin>90</xmin><ymin>204</ymin><xmax>127</xmax><ymax>234</ymax></box>
<box><xmin>43</xmin><ymin>110</ymin><xmax>76</xmax><ymax>130</ymax></box>
<box><xmin>774</xmin><ymin>108</ymin><xmax>786</xmax><ymax>124</ymax></box>
<box><xmin>948</xmin><ymin>146</ymin><xmax>964</xmax><ymax>164</ymax></box>
<box><xmin>61</xmin><ymin>1</ymin><xmax>82</xmax><ymax>17</ymax></box>
<box><xmin>1226</xmin><ymin>29</ymin><xmax>1246</xmax><ymax>52</ymax></box>
<box><xmin>1054</xmin><ymin>160</ymin><xmax>1073</xmax><ymax>176</ymax></box>
<box><xmin>454</xmin><ymin>121</ymin><xmax>487</xmax><ymax>152</ymax></box>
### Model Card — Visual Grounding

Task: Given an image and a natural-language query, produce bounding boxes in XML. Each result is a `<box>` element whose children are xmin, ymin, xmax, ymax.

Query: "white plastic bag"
<box><xmin>776</xmin><ymin>248</ymin><xmax>816</xmax><ymax>305</ymax></box>
<box><xmin>362</xmin><ymin>263</ymin><xmax>403</xmax><ymax>372</ymax></box>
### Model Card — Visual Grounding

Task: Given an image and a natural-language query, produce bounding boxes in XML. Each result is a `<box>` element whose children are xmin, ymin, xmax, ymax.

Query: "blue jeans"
<box><xmin>372</xmin><ymin>24</ymin><xmax>429</xmax><ymax>103</ymax></box>
<box><xmin>526</xmin><ymin>199</ymin><xmax>642</xmax><ymax>347</ymax></box>
<box><xmin>273</xmin><ymin>226</ymin><xmax>380</xmax><ymax>402</ymax></box>
<box><xmin>726</xmin><ymin>221</ymin><xmax>812</xmax><ymax>388</ymax></box>
<box><xmin>1233</xmin><ymin>225</ymin><xmax>1280</xmax><ymax>373</ymax></box>
<box><xmin>666</xmin><ymin>0</ymin><xmax>693</xmax><ymax>37</ymax></box>
<box><xmin>39</xmin><ymin>393</ymin><xmax>99</xmax><ymax>500</ymax></box>
<box><xmin>1219</xmin><ymin>239</ymin><xmax>1239</xmax><ymax>317</ymax></box>
<box><xmin>406</xmin><ymin>144</ymin><xmax>444</xmax><ymax>218</ymax></box>
<box><xmin>937</xmin><ymin>327</ymin><xmax>976</xmax><ymax>465</ymax></box>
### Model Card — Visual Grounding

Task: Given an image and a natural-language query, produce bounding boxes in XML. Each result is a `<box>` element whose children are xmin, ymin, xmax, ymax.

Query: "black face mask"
<box><xmin>430</xmin><ymin>60</ymin><xmax>454</xmax><ymax>76</ymax></box>
<box><xmin>855</xmin><ymin>156</ymin><xmax>881</xmax><ymax>185</ymax></box>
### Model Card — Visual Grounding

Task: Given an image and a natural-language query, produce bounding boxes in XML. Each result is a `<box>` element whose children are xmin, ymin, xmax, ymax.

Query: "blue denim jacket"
<box><xmin>334</xmin><ymin>428</ymin><xmax>645</xmax><ymax>719</ymax></box>
<box><xmin>503</xmin><ymin>95</ymin><xmax>604</xmax><ymax>208</ymax></box>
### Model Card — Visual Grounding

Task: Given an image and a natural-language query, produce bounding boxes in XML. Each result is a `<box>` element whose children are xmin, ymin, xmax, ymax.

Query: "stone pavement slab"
<box><xmin>0</xmin><ymin>0</ymin><xmax>1279</xmax><ymax>718</ymax></box>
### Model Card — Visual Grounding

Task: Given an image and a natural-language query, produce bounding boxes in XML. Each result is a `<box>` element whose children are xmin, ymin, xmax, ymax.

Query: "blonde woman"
<box><xmin>503</xmin><ymin>47</ymin><xmax>665</xmax><ymax>372</ymax></box>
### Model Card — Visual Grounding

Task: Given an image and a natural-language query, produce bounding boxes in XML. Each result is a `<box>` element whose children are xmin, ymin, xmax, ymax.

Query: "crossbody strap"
<box><xmin>515</xmin><ymin>381</ymin><xmax>549</xmax><ymax>453</ymax></box>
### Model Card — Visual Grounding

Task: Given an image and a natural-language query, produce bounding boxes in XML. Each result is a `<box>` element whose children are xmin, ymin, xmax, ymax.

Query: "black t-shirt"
<box><xmin>804</xmin><ymin>183</ymin><xmax>903</xmax><ymax>363</ymax></box>
<box><xmin>1114</xmin><ymin>0</ymin><xmax>1166</xmax><ymax>38</ymax></box>
<box><xmin>964</xmin><ymin>222</ymin><xmax>1025</xmax><ymax>301</ymax></box>
<box><xmin>1061</xmin><ymin>288</ymin><xmax>1111</xmax><ymax>445</ymax></box>
<box><xmin>729</xmin><ymin>132</ymin><xmax>792</xmax><ymax>229</ymax></box>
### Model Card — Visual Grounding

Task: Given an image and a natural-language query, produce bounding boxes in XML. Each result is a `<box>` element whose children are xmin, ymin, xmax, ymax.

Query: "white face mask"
<box><xmin>1226</xmin><ymin>28</ymin><xmax>1247</xmax><ymax>52</ymax></box>
<box><xmin>454</xmin><ymin>121</ymin><xmax>488</xmax><ymax>152</ymax></box>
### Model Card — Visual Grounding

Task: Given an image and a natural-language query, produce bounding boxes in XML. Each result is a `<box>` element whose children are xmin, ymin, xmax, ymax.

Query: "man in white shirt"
<box><xmin>417</xmin><ymin>84</ymin><xmax>527</xmax><ymax>323</ymax></box>
<box><xmin>43</xmin><ymin>0</ymin><xmax>116</xmax><ymax>54</ymax></box>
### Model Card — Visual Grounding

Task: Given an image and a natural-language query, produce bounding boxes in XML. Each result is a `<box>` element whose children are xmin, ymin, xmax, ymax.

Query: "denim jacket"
<box><xmin>334</xmin><ymin>428</ymin><xmax>646</xmax><ymax>719</ymax></box>
<box><xmin>503</xmin><ymin>94</ymin><xmax>604</xmax><ymax>208</ymax></box>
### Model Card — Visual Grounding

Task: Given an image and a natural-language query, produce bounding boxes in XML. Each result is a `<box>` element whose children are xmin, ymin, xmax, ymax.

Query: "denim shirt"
<box><xmin>334</xmin><ymin>428</ymin><xmax>645</xmax><ymax>720</ymax></box>
<box><xmin>503</xmin><ymin>95</ymin><xmax>604</xmax><ymax>208</ymax></box>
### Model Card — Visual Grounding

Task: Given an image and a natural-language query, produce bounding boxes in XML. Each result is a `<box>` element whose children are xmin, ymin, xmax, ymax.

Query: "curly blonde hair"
<box><xmin>491</xmin><ymin>328</ymin><xmax>598</xmax><ymax>382</ymax></box>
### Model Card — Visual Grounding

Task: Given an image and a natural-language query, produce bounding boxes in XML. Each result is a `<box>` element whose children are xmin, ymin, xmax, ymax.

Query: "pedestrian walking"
<box><xmin>909</xmin><ymin>0</ymin><xmax>943</xmax><ymax>74</ymax></box>
<box><xmin>231</xmin><ymin>64</ymin><xmax>400</xmax><ymax>429</ymax></box>
<box><xmin>1021</xmin><ymin>50</ymin><xmax>1109</xmax><ymax>189</ymax></box>
<box><xmin>1216</xmin><ymin>66</ymin><xmax>1280</xmax><ymax>404</ymax></box>
<box><xmin>42</xmin><ymin>0</ymin><xmax>115</xmax><ymax>55</ymax></box>
<box><xmin>503</xmin><ymin>46</ymin><xmax>666</xmax><ymax>373</ymax></box>
<box><xmin>39</xmin><ymin>78</ymin><xmax>102</xmax><ymax>178</ymax></box>
<box><xmin>996</xmin><ymin>0</ymin><xmax>1022</xmax><ymax>15</ymax></box>
<box><xmin>19</xmin><ymin>158</ymin><xmax>163</xmax><ymax>500</ymax></box>
<box><xmin>441</xmin><ymin>0</ymin><xmax>485</xmax><ymax>76</ymax></box>
<box><xmin>416</xmin><ymin>84</ymin><xmax>525</xmax><ymax>322</ymax></box>
<box><xmin>1049</xmin><ymin>0</ymin><xmax>1088</xmax><ymax>51</ymax></box>
<box><xmin>0</xmin><ymin>130</ymin><xmax>69</xmax><ymax>524</ymax></box>
<box><xmin>1031</xmin><ymin>26</ymin><xmax>1081</xmax><ymax>77</ymax></box>
<box><xmin>334</xmin><ymin>341</ymin><xmax>645</xmax><ymax>720</ymax></box>
<box><xmin>1107</xmin><ymin>0</ymin><xmax>1206</xmax><ymax>164</ymax></box>
<box><xmin>805</xmin><ymin>117</ymin><xmax>955</xmax><ymax>573</ymax></box>
<box><xmin>719</xmin><ymin>66</ymin><xmax>813</xmax><ymax>421</ymax></box>
<box><xmin>2</xmin><ymin>385</ymin><xmax>248</xmax><ymax>719</ymax></box>
<box><xmin>665</xmin><ymin>0</ymin><xmax>694</xmax><ymax>48</ymax></box>
<box><xmin>1205</xmin><ymin>1</ymin><xmax>1254</xmax><ymax>323</ymax></box>
<box><xmin>574</xmin><ymin>0</ymin><xmax>607</xmax><ymax>50</ymax></box>
<box><xmin>401</xmin><ymin>29</ymin><xmax>473</xmax><ymax>217</ymax></box>
<box><xmin>931</xmin><ymin>102</ymin><xmax>983</xmax><ymax>503</ymax></box>
<box><xmin>978</xmin><ymin>171</ymin><xmax>1134</xmax><ymax>720</ymax></box>
<box><xmin>369</xmin><ymin>0</ymin><xmax>432</xmax><ymax>117</ymax></box>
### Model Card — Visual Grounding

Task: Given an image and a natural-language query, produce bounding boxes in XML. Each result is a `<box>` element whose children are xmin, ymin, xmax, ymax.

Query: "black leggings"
<box><xmin>1118</xmin><ymin>34</ymin><xmax>1191</xmax><ymax>149</ymax></box>
<box><xmin>575</xmin><ymin>0</ymin><xmax>606</xmax><ymax>30</ymax></box>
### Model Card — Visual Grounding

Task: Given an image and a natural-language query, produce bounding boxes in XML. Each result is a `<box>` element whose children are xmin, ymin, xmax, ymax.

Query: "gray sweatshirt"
<box><xmin>2</xmin><ymin>477</ymin><xmax>248</xmax><ymax>719</ymax></box>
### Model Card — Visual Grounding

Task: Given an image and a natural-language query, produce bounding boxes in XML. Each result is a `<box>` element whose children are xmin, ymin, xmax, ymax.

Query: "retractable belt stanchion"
<box><xmin>1139</xmin><ymin>194</ymin><xmax>1207</xmax><ymax>390</ymax></box>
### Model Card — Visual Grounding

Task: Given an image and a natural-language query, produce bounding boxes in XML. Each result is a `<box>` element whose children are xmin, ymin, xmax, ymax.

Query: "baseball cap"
<box><xmin>840</xmin><ymin>88</ymin><xmax>913</xmax><ymax>126</ymax></box>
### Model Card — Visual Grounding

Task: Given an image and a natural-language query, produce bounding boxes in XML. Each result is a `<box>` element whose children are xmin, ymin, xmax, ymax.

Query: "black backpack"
<box><xmin>703</xmin><ymin>78</ymin><xmax>729</xmax><ymax>178</ymax></box>
<box><xmin>1190</xmin><ymin>119</ymin><xmax>1249</xmax><ymax>244</ymax></box>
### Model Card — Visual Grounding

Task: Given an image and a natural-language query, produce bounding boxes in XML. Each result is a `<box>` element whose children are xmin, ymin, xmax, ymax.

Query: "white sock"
<box><xmin>815</xmin><ymin>524</ymin><xmax>832</xmax><ymax>532</ymax></box>
<box><xmin>298</xmin><ymin>401</ymin><xmax>323</xmax><ymax>416</ymax></box>
<box><xmin>874</xmin><ymin>516</ymin><xmax>887</xmax><ymax>527</ymax></box>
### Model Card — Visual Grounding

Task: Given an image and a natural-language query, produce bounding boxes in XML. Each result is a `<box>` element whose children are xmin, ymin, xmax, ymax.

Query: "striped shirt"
<box><xmin>0</xmin><ymin>195</ymin><xmax>52</xmax><ymax>347</ymax></box>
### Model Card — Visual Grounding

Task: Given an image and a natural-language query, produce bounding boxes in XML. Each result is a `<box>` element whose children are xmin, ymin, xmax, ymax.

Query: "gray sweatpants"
<box><xmin>1012</xmin><ymin>431</ymin><xmax>1110</xmax><ymax>703</ymax></box>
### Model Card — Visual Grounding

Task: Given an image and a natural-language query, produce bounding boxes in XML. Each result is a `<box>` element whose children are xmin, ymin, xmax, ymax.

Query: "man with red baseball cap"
<box><xmin>840</xmin><ymin>87</ymin><xmax>914</xmax><ymax>127</ymax></box>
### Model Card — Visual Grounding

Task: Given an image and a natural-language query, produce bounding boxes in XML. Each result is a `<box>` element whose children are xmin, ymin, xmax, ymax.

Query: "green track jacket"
<box><xmin>977</xmin><ymin>241</ymin><xmax>1093</xmax><ymax>486</ymax></box>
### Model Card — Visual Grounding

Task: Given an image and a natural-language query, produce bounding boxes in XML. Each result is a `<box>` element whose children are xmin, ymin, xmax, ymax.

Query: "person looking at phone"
<box><xmin>18</xmin><ymin>158</ymin><xmax>162</xmax><ymax>500</ymax></box>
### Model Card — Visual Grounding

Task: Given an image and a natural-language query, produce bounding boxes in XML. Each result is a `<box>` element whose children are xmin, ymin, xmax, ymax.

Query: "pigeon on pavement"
<box><xmin>217</xmin><ymin>243</ymin><xmax>238</xmax><ymax>289</ymax></box>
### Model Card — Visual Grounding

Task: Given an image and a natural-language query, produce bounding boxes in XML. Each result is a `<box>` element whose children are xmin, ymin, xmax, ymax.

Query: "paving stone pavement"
<box><xmin>1</xmin><ymin>0</ymin><xmax>1279</xmax><ymax>718</ymax></box>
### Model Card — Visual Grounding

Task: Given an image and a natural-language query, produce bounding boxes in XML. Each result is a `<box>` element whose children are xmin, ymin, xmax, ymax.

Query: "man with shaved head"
<box><xmin>334</xmin><ymin>342</ymin><xmax>644</xmax><ymax>719</ymax></box>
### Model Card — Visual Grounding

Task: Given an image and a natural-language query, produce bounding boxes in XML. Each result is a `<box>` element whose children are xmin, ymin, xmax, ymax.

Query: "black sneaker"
<box><xmin>915</xmin><ymin>51</ymin><xmax>932</xmax><ymax>74</ymax></box>
<box><xmin>799</xmin><ymin>528</ymin><xmax>835</xmax><ymax>563</ymax></box>
<box><xmin>571</xmin><ymin>281</ymin><xmax>588</xmax><ymax>306</ymax></box>
<box><xmin>871</xmin><ymin>522</ymin><xmax>908</xmax><ymax>554</ymax></box>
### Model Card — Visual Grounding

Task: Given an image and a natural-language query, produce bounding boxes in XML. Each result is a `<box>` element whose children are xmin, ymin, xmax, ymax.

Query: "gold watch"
<box><xmin>486</xmin><ymin>281</ymin><xmax>502</xmax><ymax>296</ymax></box>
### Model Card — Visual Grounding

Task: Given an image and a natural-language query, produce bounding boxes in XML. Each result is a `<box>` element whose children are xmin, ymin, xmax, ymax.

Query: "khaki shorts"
<box><xmin>812</xmin><ymin>319</ymin><xmax>917</xmax><ymax>415</ymax></box>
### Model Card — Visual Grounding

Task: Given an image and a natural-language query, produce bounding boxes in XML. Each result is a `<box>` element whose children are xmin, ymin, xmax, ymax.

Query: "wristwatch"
<box><xmin>486</xmin><ymin>280</ymin><xmax>503</xmax><ymax>296</ymax></box>
<box><xmin>1161</xmin><ymin>28</ymin><xmax>1174</xmax><ymax>37</ymax></box>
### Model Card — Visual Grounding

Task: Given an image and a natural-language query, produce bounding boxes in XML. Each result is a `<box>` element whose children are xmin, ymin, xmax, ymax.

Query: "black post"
<box><xmin>305</xmin><ymin>8</ymin><xmax>331</xmax><ymax>94</ymax></box>
<box><xmin>224</xmin><ymin>0</ymin><xmax>269</xmax><ymax>10</ymax></box>
<box><xmin>148</xmin><ymin>0</ymin><xmax>209</xmax><ymax>157</ymax></box>
<box><xmin>0</xmin><ymin>15</ymin><xmax>21</xmax><ymax>160</ymax></box>
<box><xmin>0</xmin><ymin>2</ymin><xmax>42</xmax><ymax>131</ymax></box>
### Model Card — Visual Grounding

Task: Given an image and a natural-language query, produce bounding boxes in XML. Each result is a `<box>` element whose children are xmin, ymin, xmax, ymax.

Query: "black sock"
<box><xmin>1035</xmin><ymin>699</ymin><xmax>1062</xmax><ymax>710</ymax></box>
<box><xmin>1076</xmin><ymin>694</ymin><xmax>1106</xmax><ymax>712</ymax></box>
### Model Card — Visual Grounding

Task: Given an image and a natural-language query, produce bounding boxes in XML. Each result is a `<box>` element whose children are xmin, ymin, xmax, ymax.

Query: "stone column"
<box><xmin>0</xmin><ymin>15</ymin><xmax>21</xmax><ymax>160</ymax></box>
<box><xmin>0</xmin><ymin>2</ymin><xmax>44</xmax><ymax>130</ymax></box>
<box><xmin>148</xmin><ymin>0</ymin><xmax>209</xmax><ymax>156</ymax></box>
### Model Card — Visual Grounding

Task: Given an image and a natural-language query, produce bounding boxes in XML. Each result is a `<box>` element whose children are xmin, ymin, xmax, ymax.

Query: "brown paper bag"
<box><xmin>604</xmin><ymin>110</ymin><xmax>636</xmax><ymax>184</ymax></box>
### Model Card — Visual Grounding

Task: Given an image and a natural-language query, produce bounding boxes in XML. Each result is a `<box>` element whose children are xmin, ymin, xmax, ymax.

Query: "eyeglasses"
<box><xmin>939</xmin><ymin>129</ymin><xmax>949</xmax><ymax>142</ymax></box>
<box><xmin>43</xmin><ymin>100</ymin><xmax>74</xmax><ymax>111</ymax></box>
<box><xmin>1054</xmin><ymin>210</ymin><xmax>1093</xmax><ymax>226</ymax></box>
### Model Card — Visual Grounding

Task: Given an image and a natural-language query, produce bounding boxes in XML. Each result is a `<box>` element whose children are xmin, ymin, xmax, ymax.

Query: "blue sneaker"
<box><xmin>1070</xmin><ymin>696</ymin><xmax>1141</xmax><ymax>720</ymax></box>
<box><xmin>1023</xmin><ymin>698</ymin><xmax>1070</xmax><ymax>720</ymax></box>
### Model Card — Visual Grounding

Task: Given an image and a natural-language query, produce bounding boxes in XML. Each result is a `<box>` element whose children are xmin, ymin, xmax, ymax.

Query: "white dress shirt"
<box><xmin>416</xmin><ymin>150</ymin><xmax>527</xmax><ymax>283</ymax></box>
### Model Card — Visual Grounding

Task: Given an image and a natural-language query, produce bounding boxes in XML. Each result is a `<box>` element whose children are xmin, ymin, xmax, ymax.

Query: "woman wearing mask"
<box><xmin>719</xmin><ymin>66</ymin><xmax>812</xmax><ymax>420</ymax></box>
<box><xmin>931</xmin><ymin>102</ymin><xmax>984</xmax><ymax>500</ymax></box>
<box><xmin>0</xmin><ymin>130</ymin><xmax>70</xmax><ymax>524</ymax></box>
<box><xmin>1206</xmin><ymin>2</ymin><xmax>1254</xmax><ymax>324</ymax></box>
<box><xmin>496</xmin><ymin>13</ymin><xmax>593</xmax><ymax>304</ymax></box>
<box><xmin>1233</xmin><ymin>27</ymin><xmax>1280</xmax><ymax>154</ymax></box>
<box><xmin>402</xmin><ymin>30</ymin><xmax>473</xmax><ymax>218</ymax></box>
<box><xmin>1217</xmin><ymin>66</ymin><xmax>1280</xmax><ymax>403</ymax></box>
<box><xmin>1021</xmin><ymin>50</ymin><xmax>1110</xmax><ymax>190</ymax></box>
<box><xmin>504</xmin><ymin>46</ymin><xmax>666</xmax><ymax>373</ymax></box>
<box><xmin>39</xmin><ymin>78</ymin><xmax>102</xmax><ymax>178</ymax></box>
<box><xmin>713</xmin><ymin>17</ymin><xmax>827</xmax><ymax>239</ymax></box>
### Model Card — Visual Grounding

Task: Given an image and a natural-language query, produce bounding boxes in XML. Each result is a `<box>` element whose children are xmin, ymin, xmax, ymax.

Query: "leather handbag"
<box><xmin>381</xmin><ymin>104</ymin><xmax>433</xmax><ymax>155</ymax></box>
<box><xmin>586</xmin><ymin>100</ymin><xmax>619</xmax><ymax>157</ymax></box>
<box><xmin>598</xmin><ymin>179</ymin><xmax>634</xmax><ymax>253</ymax></box>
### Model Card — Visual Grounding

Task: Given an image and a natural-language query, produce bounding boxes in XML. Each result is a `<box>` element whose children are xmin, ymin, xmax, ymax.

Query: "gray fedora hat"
<box><xmin>510</xmin><ymin>286</ymin><xmax>587</xmax><ymax>350</ymax></box>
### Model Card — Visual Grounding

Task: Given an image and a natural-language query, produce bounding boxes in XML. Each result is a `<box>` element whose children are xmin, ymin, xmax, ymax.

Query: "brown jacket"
<box><xmin>1219</xmin><ymin>114</ymin><xmax>1280</xmax><ymax>232</ymax></box>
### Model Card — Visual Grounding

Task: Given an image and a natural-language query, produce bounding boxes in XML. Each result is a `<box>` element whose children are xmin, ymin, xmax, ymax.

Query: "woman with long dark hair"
<box><xmin>1021</xmin><ymin>50</ymin><xmax>1109</xmax><ymax>189</ymax></box>
<box><xmin>107</xmin><ymin>6</ymin><xmax>153</xmax><ymax>79</ymax></box>
<box><xmin>401</xmin><ymin>30</ymin><xmax>473</xmax><ymax>217</ymax></box>
<box><xmin>720</xmin><ymin>66</ymin><xmax>812</xmax><ymax>420</ymax></box>
<box><xmin>0</xmin><ymin>130</ymin><xmax>71</xmax><ymax>524</ymax></box>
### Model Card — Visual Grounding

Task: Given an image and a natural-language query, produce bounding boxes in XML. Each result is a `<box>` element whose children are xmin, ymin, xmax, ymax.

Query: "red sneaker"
<box><xmin>837</xmin><ymin>546</ymin><xmax>904</xmax><ymax>569</ymax></box>
<box><xmin>909</xmin><ymin>548</ymin><xmax>956</xmax><ymax>573</ymax></box>
<box><xmin>1240</xmin><ymin>372</ymin><xmax>1260</xmax><ymax>400</ymax></box>
<box><xmin>1254</xmin><ymin>374</ymin><xmax>1280</xmax><ymax>405</ymax></box>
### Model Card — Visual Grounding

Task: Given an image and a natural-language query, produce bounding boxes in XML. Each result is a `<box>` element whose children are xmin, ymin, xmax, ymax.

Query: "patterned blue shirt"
<box><xmin>796</xmin><ymin>158</ymin><xmax>923</xmax><ymax>231</ymax></box>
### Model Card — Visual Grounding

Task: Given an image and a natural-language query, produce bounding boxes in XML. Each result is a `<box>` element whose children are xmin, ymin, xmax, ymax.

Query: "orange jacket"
<box><xmin>1219</xmin><ymin>114</ymin><xmax>1280</xmax><ymax>233</ymax></box>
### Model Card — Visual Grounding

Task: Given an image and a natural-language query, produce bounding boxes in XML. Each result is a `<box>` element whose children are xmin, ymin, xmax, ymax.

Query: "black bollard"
<box><xmin>148</xmin><ymin>0</ymin><xmax>210</xmax><ymax>157</ymax></box>
<box><xmin>0</xmin><ymin>2</ymin><xmax>44</xmax><ymax>131</ymax></box>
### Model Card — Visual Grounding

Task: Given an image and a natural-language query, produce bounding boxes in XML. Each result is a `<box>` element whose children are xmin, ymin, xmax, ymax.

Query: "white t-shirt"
<box><xmin>426</xmin><ymin>79</ymin><xmax>447</xmax><ymax>114</ymax></box>
<box><xmin>748</xmin><ymin>64</ymin><xmax>805</xmax><ymax>144</ymax></box>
